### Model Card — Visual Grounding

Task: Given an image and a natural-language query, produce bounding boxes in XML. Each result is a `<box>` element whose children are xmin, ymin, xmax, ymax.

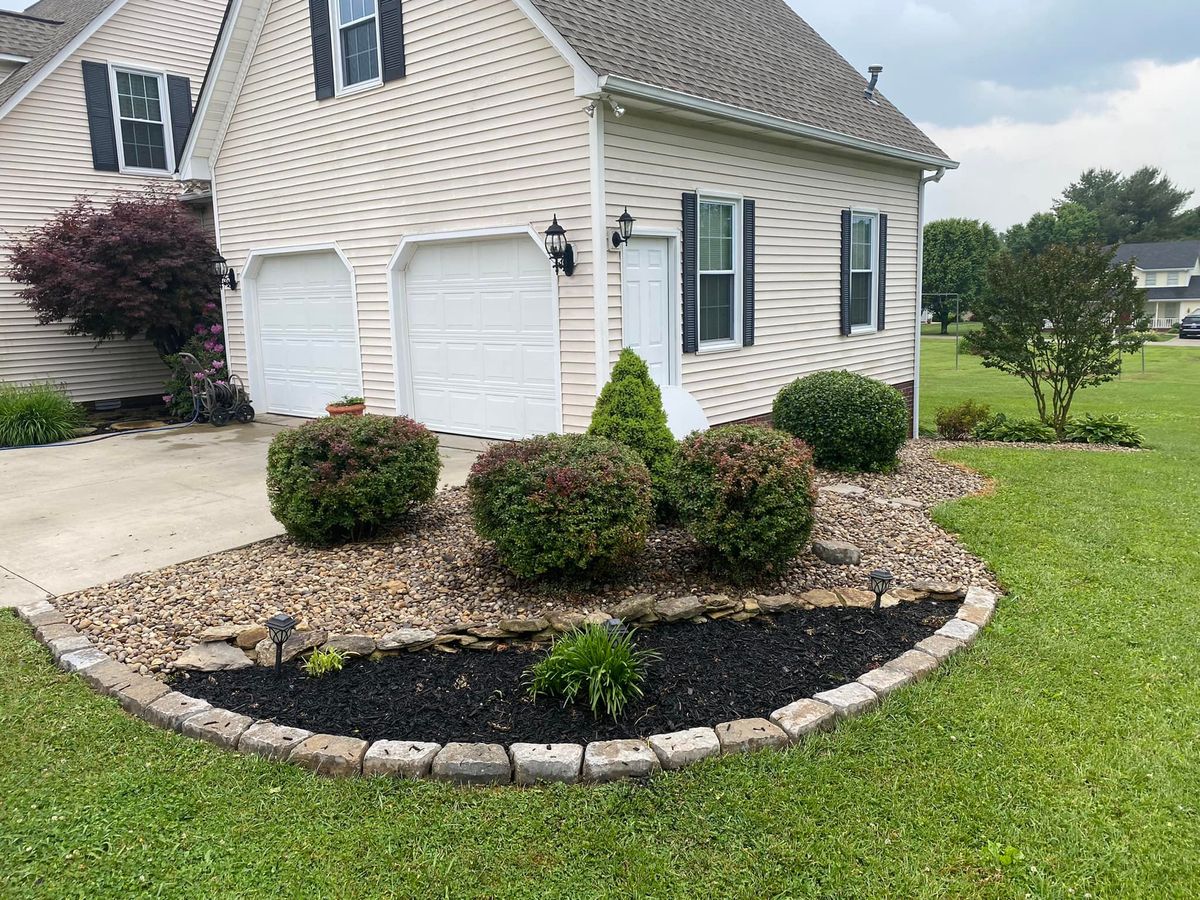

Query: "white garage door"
<box><xmin>253</xmin><ymin>251</ymin><xmax>361</xmax><ymax>418</ymax></box>
<box><xmin>403</xmin><ymin>236</ymin><xmax>559</xmax><ymax>439</ymax></box>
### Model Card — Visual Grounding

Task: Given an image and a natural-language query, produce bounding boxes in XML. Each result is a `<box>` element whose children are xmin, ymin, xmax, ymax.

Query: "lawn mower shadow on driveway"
<box><xmin>178</xmin><ymin>353</ymin><xmax>256</xmax><ymax>427</ymax></box>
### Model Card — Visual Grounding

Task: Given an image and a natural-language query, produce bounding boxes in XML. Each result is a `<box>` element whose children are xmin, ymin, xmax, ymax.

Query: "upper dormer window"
<box><xmin>111</xmin><ymin>67</ymin><xmax>173</xmax><ymax>174</ymax></box>
<box><xmin>333</xmin><ymin>0</ymin><xmax>381</xmax><ymax>92</ymax></box>
<box><xmin>1145</xmin><ymin>272</ymin><xmax>1158</xmax><ymax>287</ymax></box>
<box><xmin>1167</xmin><ymin>271</ymin><xmax>1181</xmax><ymax>286</ymax></box>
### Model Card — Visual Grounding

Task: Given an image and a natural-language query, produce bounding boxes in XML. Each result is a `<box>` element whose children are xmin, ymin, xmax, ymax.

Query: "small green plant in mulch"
<box><xmin>0</xmin><ymin>381</ymin><xmax>85</xmax><ymax>448</ymax></box>
<box><xmin>332</xmin><ymin>395</ymin><xmax>365</xmax><ymax>406</ymax></box>
<box><xmin>1065</xmin><ymin>413</ymin><xmax>1144</xmax><ymax>448</ymax></box>
<box><xmin>526</xmin><ymin>624</ymin><xmax>660</xmax><ymax>720</ymax></box>
<box><xmin>301</xmin><ymin>647</ymin><xmax>346</xmax><ymax>678</ymax></box>
<box><xmin>935</xmin><ymin>399</ymin><xmax>992</xmax><ymax>440</ymax></box>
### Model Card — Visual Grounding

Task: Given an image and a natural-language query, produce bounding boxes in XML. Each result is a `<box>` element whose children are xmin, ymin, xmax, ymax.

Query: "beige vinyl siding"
<box><xmin>213</xmin><ymin>0</ymin><xmax>595</xmax><ymax>429</ymax></box>
<box><xmin>604</xmin><ymin>111</ymin><xmax>922</xmax><ymax>425</ymax></box>
<box><xmin>0</xmin><ymin>0</ymin><xmax>223</xmax><ymax>402</ymax></box>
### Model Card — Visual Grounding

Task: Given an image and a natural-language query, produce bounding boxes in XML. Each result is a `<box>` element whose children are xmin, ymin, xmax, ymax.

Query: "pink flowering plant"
<box><xmin>675</xmin><ymin>425</ymin><xmax>816</xmax><ymax>581</ymax></box>
<box><xmin>161</xmin><ymin>301</ymin><xmax>228</xmax><ymax>419</ymax></box>
<box><xmin>266</xmin><ymin>414</ymin><xmax>440</xmax><ymax>545</ymax></box>
<box><xmin>468</xmin><ymin>433</ymin><xmax>652</xmax><ymax>579</ymax></box>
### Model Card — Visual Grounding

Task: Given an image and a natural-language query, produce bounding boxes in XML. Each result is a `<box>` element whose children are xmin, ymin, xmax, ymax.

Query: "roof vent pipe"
<box><xmin>863</xmin><ymin>65</ymin><xmax>883</xmax><ymax>100</ymax></box>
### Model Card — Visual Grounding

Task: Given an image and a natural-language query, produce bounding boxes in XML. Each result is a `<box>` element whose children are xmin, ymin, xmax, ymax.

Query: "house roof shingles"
<box><xmin>0</xmin><ymin>11</ymin><xmax>62</xmax><ymax>58</ymax></box>
<box><xmin>1113</xmin><ymin>240</ymin><xmax>1200</xmax><ymax>271</ymax></box>
<box><xmin>0</xmin><ymin>0</ymin><xmax>114</xmax><ymax>111</ymax></box>
<box><xmin>1146</xmin><ymin>275</ymin><xmax>1200</xmax><ymax>301</ymax></box>
<box><xmin>528</xmin><ymin>0</ymin><xmax>951</xmax><ymax>162</ymax></box>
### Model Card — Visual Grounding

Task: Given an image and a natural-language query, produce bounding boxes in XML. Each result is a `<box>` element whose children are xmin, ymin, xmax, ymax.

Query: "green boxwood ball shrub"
<box><xmin>468</xmin><ymin>433</ymin><xmax>652</xmax><ymax>579</ymax></box>
<box><xmin>588</xmin><ymin>348</ymin><xmax>679</xmax><ymax>519</ymax></box>
<box><xmin>772</xmin><ymin>370</ymin><xmax>909</xmax><ymax>472</ymax></box>
<box><xmin>675</xmin><ymin>425</ymin><xmax>816</xmax><ymax>580</ymax></box>
<box><xmin>267</xmin><ymin>414</ymin><xmax>441</xmax><ymax>545</ymax></box>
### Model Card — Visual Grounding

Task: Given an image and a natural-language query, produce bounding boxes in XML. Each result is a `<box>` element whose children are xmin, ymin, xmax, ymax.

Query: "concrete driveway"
<box><xmin>0</xmin><ymin>420</ymin><xmax>477</xmax><ymax>606</ymax></box>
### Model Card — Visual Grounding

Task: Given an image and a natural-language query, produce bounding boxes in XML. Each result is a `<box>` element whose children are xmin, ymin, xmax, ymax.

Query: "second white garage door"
<box><xmin>252</xmin><ymin>251</ymin><xmax>361</xmax><ymax>418</ymax></box>
<box><xmin>403</xmin><ymin>236</ymin><xmax>559</xmax><ymax>439</ymax></box>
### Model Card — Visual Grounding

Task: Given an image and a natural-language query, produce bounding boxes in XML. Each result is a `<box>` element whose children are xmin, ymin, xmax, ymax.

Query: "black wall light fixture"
<box><xmin>611</xmin><ymin>207</ymin><xmax>636</xmax><ymax>248</ymax></box>
<box><xmin>211</xmin><ymin>254</ymin><xmax>239</xmax><ymax>291</ymax></box>
<box><xmin>544</xmin><ymin>215</ymin><xmax>576</xmax><ymax>276</ymax></box>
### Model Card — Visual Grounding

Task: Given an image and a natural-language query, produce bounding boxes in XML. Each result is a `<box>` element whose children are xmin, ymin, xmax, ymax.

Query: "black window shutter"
<box><xmin>682</xmin><ymin>193</ymin><xmax>699</xmax><ymax>354</ymax></box>
<box><xmin>81</xmin><ymin>61</ymin><xmax>118</xmax><ymax>172</ymax></box>
<box><xmin>877</xmin><ymin>213</ymin><xmax>888</xmax><ymax>330</ymax></box>
<box><xmin>378</xmin><ymin>0</ymin><xmax>407</xmax><ymax>83</ymax></box>
<box><xmin>308</xmin><ymin>0</ymin><xmax>335</xmax><ymax>100</ymax></box>
<box><xmin>166</xmin><ymin>75</ymin><xmax>192</xmax><ymax>164</ymax></box>
<box><xmin>839</xmin><ymin>209</ymin><xmax>852</xmax><ymax>336</ymax></box>
<box><xmin>742</xmin><ymin>199</ymin><xmax>756</xmax><ymax>346</ymax></box>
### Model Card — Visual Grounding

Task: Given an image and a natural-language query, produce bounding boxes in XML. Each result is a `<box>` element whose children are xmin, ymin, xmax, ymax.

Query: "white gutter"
<box><xmin>599</xmin><ymin>75</ymin><xmax>959</xmax><ymax>171</ymax></box>
<box><xmin>912</xmin><ymin>166</ymin><xmax>947</xmax><ymax>435</ymax></box>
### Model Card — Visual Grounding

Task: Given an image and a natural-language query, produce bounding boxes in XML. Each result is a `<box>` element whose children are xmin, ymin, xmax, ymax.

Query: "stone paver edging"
<box><xmin>11</xmin><ymin>587</ymin><xmax>999</xmax><ymax>786</ymax></box>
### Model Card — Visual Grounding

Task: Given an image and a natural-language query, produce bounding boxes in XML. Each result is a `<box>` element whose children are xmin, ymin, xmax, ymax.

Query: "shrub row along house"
<box><xmin>177</xmin><ymin>0</ymin><xmax>956</xmax><ymax>437</ymax></box>
<box><xmin>0</xmin><ymin>0</ymin><xmax>224</xmax><ymax>400</ymax></box>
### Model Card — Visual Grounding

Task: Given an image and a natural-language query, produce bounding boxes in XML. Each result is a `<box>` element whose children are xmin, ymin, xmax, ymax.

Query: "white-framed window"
<box><xmin>849</xmin><ymin>210</ymin><xmax>880</xmax><ymax>331</ymax></box>
<box><xmin>1145</xmin><ymin>272</ymin><xmax>1159</xmax><ymax>287</ymax></box>
<box><xmin>332</xmin><ymin>0</ymin><xmax>381</xmax><ymax>94</ymax></box>
<box><xmin>109</xmin><ymin>66</ymin><xmax>172</xmax><ymax>174</ymax></box>
<box><xmin>1167</xmin><ymin>271</ymin><xmax>1181</xmax><ymax>286</ymax></box>
<box><xmin>698</xmin><ymin>197</ymin><xmax>741</xmax><ymax>348</ymax></box>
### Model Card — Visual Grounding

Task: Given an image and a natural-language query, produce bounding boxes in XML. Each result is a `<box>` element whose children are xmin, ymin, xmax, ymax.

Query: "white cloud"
<box><xmin>923</xmin><ymin>58</ymin><xmax>1200</xmax><ymax>230</ymax></box>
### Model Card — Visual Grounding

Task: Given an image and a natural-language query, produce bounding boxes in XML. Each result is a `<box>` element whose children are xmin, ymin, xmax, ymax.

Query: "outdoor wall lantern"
<box><xmin>544</xmin><ymin>215</ymin><xmax>576</xmax><ymax>276</ymax></box>
<box><xmin>611</xmin><ymin>207</ymin><xmax>637</xmax><ymax>248</ymax></box>
<box><xmin>211</xmin><ymin>254</ymin><xmax>239</xmax><ymax>291</ymax></box>
<box><xmin>266</xmin><ymin>612</ymin><xmax>298</xmax><ymax>676</ymax></box>
<box><xmin>869</xmin><ymin>569</ymin><xmax>895</xmax><ymax>614</ymax></box>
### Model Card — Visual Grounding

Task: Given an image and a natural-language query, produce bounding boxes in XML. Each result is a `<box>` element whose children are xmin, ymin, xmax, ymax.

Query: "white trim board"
<box><xmin>0</xmin><ymin>0</ymin><xmax>127</xmax><ymax>123</ymax></box>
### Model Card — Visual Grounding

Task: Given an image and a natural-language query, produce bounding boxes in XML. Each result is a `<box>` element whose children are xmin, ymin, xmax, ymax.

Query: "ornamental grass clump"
<box><xmin>526</xmin><ymin>624</ymin><xmax>660</xmax><ymax>720</ymax></box>
<box><xmin>773</xmin><ymin>370</ymin><xmax>909</xmax><ymax>472</ymax></box>
<box><xmin>468</xmin><ymin>433</ymin><xmax>652</xmax><ymax>579</ymax></box>
<box><xmin>0</xmin><ymin>381</ymin><xmax>85</xmax><ymax>448</ymax></box>
<box><xmin>267</xmin><ymin>414</ymin><xmax>440</xmax><ymax>545</ymax></box>
<box><xmin>301</xmin><ymin>647</ymin><xmax>346</xmax><ymax>678</ymax></box>
<box><xmin>588</xmin><ymin>349</ymin><xmax>679</xmax><ymax>519</ymax></box>
<box><xmin>675</xmin><ymin>425</ymin><xmax>816</xmax><ymax>580</ymax></box>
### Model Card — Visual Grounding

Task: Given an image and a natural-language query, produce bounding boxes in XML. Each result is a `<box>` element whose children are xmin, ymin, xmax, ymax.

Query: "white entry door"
<box><xmin>252</xmin><ymin>251</ymin><xmax>361</xmax><ymax>417</ymax></box>
<box><xmin>402</xmin><ymin>236</ymin><xmax>560</xmax><ymax>439</ymax></box>
<box><xmin>622</xmin><ymin>236</ymin><xmax>675</xmax><ymax>386</ymax></box>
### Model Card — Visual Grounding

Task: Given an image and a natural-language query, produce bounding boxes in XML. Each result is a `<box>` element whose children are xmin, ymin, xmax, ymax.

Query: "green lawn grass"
<box><xmin>922</xmin><ymin>320</ymin><xmax>983</xmax><ymax>337</ymax></box>
<box><xmin>3</xmin><ymin>340</ymin><xmax>1199</xmax><ymax>898</ymax></box>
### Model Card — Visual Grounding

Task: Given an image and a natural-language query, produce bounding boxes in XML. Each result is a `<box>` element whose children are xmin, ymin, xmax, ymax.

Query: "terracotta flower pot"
<box><xmin>326</xmin><ymin>403</ymin><xmax>366</xmax><ymax>417</ymax></box>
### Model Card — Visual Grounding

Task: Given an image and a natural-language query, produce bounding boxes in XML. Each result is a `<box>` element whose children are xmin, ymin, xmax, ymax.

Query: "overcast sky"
<box><xmin>5</xmin><ymin>0</ymin><xmax>1198</xmax><ymax>230</ymax></box>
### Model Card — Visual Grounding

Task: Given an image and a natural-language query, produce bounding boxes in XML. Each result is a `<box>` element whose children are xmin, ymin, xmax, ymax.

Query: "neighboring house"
<box><xmin>180</xmin><ymin>0</ymin><xmax>956</xmax><ymax>439</ymax></box>
<box><xmin>0</xmin><ymin>0</ymin><xmax>224</xmax><ymax>403</ymax></box>
<box><xmin>1113</xmin><ymin>240</ymin><xmax>1200</xmax><ymax>330</ymax></box>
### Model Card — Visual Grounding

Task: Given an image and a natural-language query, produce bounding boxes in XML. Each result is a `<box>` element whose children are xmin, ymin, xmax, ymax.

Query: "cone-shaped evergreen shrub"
<box><xmin>588</xmin><ymin>349</ymin><xmax>678</xmax><ymax>518</ymax></box>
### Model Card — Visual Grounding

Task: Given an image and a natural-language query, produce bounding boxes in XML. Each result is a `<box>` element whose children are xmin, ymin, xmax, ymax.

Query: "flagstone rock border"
<box><xmin>11</xmin><ymin>587</ymin><xmax>999</xmax><ymax>787</ymax></box>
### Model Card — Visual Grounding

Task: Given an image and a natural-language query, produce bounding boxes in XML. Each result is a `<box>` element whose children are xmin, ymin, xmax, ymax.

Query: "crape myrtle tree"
<box><xmin>6</xmin><ymin>188</ymin><xmax>219</xmax><ymax>357</ymax></box>
<box><xmin>922</xmin><ymin>218</ymin><xmax>1003</xmax><ymax>333</ymax></box>
<box><xmin>966</xmin><ymin>243</ymin><xmax>1149</xmax><ymax>438</ymax></box>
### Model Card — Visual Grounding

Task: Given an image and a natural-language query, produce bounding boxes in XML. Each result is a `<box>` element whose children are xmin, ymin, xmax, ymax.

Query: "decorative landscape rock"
<box><xmin>79</xmin><ymin>659</ymin><xmax>139</xmax><ymax>696</ymax></box>
<box><xmin>647</xmin><ymin>728</ymin><xmax>721</xmax><ymax>771</ymax></box>
<box><xmin>141</xmin><ymin>692</ymin><xmax>213</xmax><ymax>731</ymax></box>
<box><xmin>883</xmin><ymin>649</ymin><xmax>941</xmax><ymax>681</ymax></box>
<box><xmin>836</xmin><ymin>588</ymin><xmax>877</xmax><ymax>610</ymax></box>
<box><xmin>955</xmin><ymin>603</ymin><xmax>993</xmax><ymax>627</ymax></box>
<box><xmin>909</xmin><ymin>579</ymin><xmax>966</xmax><ymax>601</ymax></box>
<box><xmin>35</xmin><ymin>622</ymin><xmax>77</xmax><ymax>643</ymax></box>
<box><xmin>324</xmin><ymin>634</ymin><xmax>377</xmax><ymax>657</ymax></box>
<box><xmin>802</xmin><ymin>589</ymin><xmax>842</xmax><ymax>609</ymax></box>
<box><xmin>238</xmin><ymin>722</ymin><xmax>314</xmax><ymax>761</ymax></box>
<box><xmin>546</xmin><ymin>611</ymin><xmax>586</xmax><ymax>633</ymax></box>
<box><xmin>377</xmin><ymin>628</ymin><xmax>438</xmax><ymax>652</ymax></box>
<box><xmin>914</xmin><ymin>634</ymin><xmax>965</xmax><ymax>661</ymax></box>
<box><xmin>857</xmin><ymin>665</ymin><xmax>913</xmax><ymax>699</ymax></box>
<box><xmin>654</xmin><ymin>595</ymin><xmax>705</xmax><ymax>623</ymax></box>
<box><xmin>499</xmin><ymin>618</ymin><xmax>549</xmax><ymax>635</ymax></box>
<box><xmin>27</xmin><ymin>607</ymin><xmax>67</xmax><ymax>629</ymax></box>
<box><xmin>235</xmin><ymin>625</ymin><xmax>268</xmax><ymax>649</ymax></box>
<box><xmin>769</xmin><ymin>699</ymin><xmax>836</xmax><ymax>741</ymax></box>
<box><xmin>813</xmin><ymin>682</ymin><xmax>879</xmax><ymax>718</ymax></box>
<box><xmin>936</xmin><ymin>618</ymin><xmax>980</xmax><ymax>644</ymax></box>
<box><xmin>114</xmin><ymin>676</ymin><xmax>170</xmax><ymax>715</ymax></box>
<box><xmin>812</xmin><ymin>540</ymin><xmax>863</xmax><ymax>566</ymax></box>
<box><xmin>364</xmin><ymin>741</ymin><xmax>441</xmax><ymax>779</ymax></box>
<box><xmin>432</xmin><ymin>743</ymin><xmax>511</xmax><ymax>785</ymax></box>
<box><xmin>181</xmin><ymin>709</ymin><xmax>254</xmax><ymax>750</ymax></box>
<box><xmin>821</xmin><ymin>483</ymin><xmax>867</xmax><ymax>497</ymax></box>
<box><xmin>59</xmin><ymin>648</ymin><xmax>109</xmax><ymax>674</ymax></box>
<box><xmin>176</xmin><ymin>641</ymin><xmax>255</xmax><ymax>672</ymax></box>
<box><xmin>255</xmin><ymin>628</ymin><xmax>328</xmax><ymax>666</ymax></box>
<box><xmin>510</xmin><ymin>743</ymin><xmax>584</xmax><ymax>785</ymax></box>
<box><xmin>47</xmin><ymin>634</ymin><xmax>91</xmax><ymax>662</ymax></box>
<box><xmin>290</xmin><ymin>734</ymin><xmax>368</xmax><ymax>777</ymax></box>
<box><xmin>197</xmin><ymin>625</ymin><xmax>243</xmax><ymax>643</ymax></box>
<box><xmin>612</xmin><ymin>594</ymin><xmax>656</xmax><ymax>622</ymax></box>
<box><xmin>715</xmin><ymin>718</ymin><xmax>789</xmax><ymax>755</ymax></box>
<box><xmin>582</xmin><ymin>740</ymin><xmax>660</xmax><ymax>783</ymax></box>
<box><xmin>757</xmin><ymin>594</ymin><xmax>802</xmax><ymax>613</ymax></box>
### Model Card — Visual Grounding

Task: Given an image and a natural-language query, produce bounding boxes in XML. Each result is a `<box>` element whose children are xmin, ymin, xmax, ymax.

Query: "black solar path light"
<box><xmin>266</xmin><ymin>612</ymin><xmax>298</xmax><ymax>677</ymax></box>
<box><xmin>869</xmin><ymin>569</ymin><xmax>895</xmax><ymax>614</ymax></box>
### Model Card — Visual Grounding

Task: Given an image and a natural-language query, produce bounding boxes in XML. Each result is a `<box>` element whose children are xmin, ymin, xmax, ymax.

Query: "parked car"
<box><xmin>1181</xmin><ymin>313</ymin><xmax>1200</xmax><ymax>339</ymax></box>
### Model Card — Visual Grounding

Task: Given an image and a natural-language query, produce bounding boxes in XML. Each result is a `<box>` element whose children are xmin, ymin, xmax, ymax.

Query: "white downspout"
<box><xmin>913</xmin><ymin>166</ymin><xmax>946</xmax><ymax>435</ymax></box>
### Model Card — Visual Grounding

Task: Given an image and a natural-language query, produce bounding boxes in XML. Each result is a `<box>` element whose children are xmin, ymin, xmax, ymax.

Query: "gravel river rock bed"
<box><xmin>56</xmin><ymin>441</ymin><xmax>997</xmax><ymax>674</ymax></box>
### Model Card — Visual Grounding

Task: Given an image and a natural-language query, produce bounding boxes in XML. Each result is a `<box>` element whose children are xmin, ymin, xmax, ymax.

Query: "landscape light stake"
<box><xmin>869</xmin><ymin>569</ymin><xmax>895</xmax><ymax>614</ymax></box>
<box><xmin>266</xmin><ymin>613</ymin><xmax>298</xmax><ymax>677</ymax></box>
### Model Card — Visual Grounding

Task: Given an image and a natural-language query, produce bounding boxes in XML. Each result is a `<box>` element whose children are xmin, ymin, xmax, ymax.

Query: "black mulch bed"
<box><xmin>177</xmin><ymin>600</ymin><xmax>956</xmax><ymax>744</ymax></box>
